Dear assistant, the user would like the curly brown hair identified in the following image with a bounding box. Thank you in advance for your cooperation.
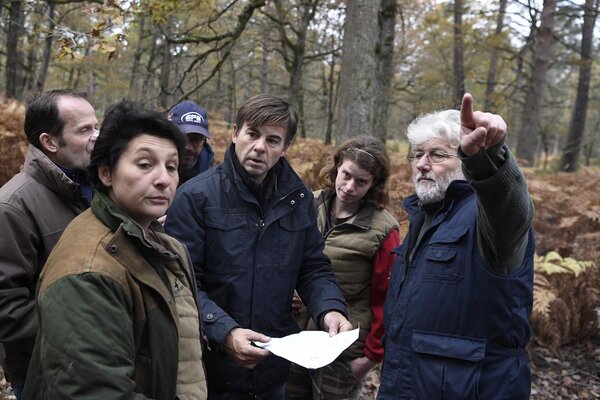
[321,135,391,210]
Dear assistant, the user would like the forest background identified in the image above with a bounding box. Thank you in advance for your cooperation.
[0,0,599,398]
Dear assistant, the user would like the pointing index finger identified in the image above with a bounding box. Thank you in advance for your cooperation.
[460,93,475,130]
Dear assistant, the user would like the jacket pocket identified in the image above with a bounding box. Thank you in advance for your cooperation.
[423,245,462,283]
[411,330,486,400]
[203,208,248,273]
[277,211,312,272]
[279,211,312,232]
[204,208,247,230]
[423,224,469,284]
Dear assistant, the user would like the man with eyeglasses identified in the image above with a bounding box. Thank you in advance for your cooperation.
[377,93,534,400]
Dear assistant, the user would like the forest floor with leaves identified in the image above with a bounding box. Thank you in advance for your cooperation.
[1,104,599,398]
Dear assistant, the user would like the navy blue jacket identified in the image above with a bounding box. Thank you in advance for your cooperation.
[165,145,346,394]
[377,181,534,400]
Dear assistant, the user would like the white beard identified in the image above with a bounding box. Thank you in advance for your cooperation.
[413,167,465,204]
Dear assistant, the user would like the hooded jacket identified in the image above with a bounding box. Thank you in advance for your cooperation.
[165,145,347,394]
[0,145,89,386]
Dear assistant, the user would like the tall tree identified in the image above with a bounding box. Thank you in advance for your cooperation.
[484,0,508,110]
[323,33,339,145]
[371,0,397,143]
[336,0,397,144]
[36,2,56,92]
[160,15,175,109]
[128,15,147,99]
[260,25,270,94]
[266,0,320,138]
[516,0,558,166]
[453,0,465,109]
[560,0,599,172]
[5,0,24,99]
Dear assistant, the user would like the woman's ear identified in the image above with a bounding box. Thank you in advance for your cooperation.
[39,133,59,154]
[98,165,112,188]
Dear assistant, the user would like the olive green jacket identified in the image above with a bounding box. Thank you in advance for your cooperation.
[312,189,399,359]
[23,192,206,399]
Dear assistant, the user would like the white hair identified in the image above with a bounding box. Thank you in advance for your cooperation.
[406,109,461,149]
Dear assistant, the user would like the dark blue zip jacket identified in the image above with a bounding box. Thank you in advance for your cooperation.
[377,181,534,400]
[165,145,346,394]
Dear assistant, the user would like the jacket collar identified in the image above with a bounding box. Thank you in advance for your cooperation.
[24,145,89,204]
[91,191,171,255]
[315,188,376,231]
[223,143,304,200]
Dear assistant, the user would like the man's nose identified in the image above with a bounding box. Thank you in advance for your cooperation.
[253,137,267,152]
[415,154,432,171]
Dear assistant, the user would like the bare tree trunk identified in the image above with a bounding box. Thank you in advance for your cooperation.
[582,118,599,166]
[228,55,237,125]
[337,0,395,144]
[507,16,536,150]
[36,2,56,92]
[559,0,598,172]
[6,0,24,99]
[68,66,75,88]
[324,36,337,146]
[371,0,397,143]
[453,0,465,109]
[273,0,319,139]
[142,29,159,107]
[160,16,175,110]
[85,47,94,99]
[516,0,557,166]
[129,16,146,100]
[23,27,38,93]
[484,0,507,110]
[261,26,269,94]
[215,67,222,113]
[297,91,306,139]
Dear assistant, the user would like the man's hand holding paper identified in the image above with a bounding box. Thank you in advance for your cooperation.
[254,328,359,369]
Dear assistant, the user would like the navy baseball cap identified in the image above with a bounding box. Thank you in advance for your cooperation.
[168,100,210,138]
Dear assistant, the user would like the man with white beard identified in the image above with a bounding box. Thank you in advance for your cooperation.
[377,93,535,400]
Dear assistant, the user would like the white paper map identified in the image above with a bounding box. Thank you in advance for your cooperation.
[254,328,359,369]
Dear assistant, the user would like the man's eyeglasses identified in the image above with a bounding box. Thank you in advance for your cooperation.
[406,150,458,165]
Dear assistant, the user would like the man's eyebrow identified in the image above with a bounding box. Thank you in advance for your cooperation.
[416,147,449,152]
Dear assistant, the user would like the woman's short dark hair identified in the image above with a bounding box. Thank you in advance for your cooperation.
[88,100,186,193]
[321,135,391,210]
[24,89,88,149]
[235,94,298,144]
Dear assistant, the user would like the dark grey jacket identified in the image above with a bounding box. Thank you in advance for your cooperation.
[0,145,89,386]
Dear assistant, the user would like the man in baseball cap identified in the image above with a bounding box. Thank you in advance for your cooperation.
[169,100,214,185]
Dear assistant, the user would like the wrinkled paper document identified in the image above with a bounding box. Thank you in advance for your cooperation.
[254,328,359,369]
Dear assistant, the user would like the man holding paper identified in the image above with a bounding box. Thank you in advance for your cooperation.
[165,94,352,400]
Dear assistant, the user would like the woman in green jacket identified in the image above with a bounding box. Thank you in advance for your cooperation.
[23,101,207,400]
